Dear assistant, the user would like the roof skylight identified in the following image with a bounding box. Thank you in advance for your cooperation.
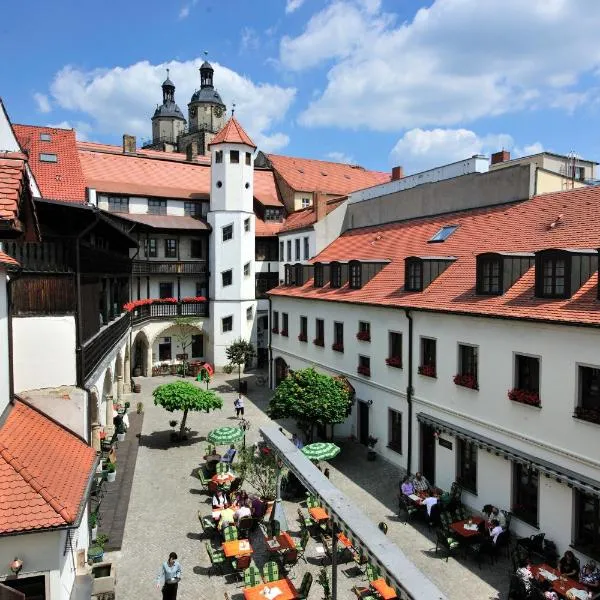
[40,133,51,141]
[39,153,58,163]
[428,224,458,243]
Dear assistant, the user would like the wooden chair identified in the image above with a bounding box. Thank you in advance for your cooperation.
[198,511,217,538]
[237,515,253,539]
[297,507,314,530]
[398,494,419,524]
[351,586,378,600]
[365,563,381,582]
[262,560,280,583]
[216,462,230,475]
[295,528,310,562]
[306,495,319,509]
[281,548,299,576]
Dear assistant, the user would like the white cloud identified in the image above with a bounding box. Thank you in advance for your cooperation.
[285,0,305,14]
[326,151,355,164]
[47,58,296,152]
[389,127,540,173]
[178,0,197,19]
[240,27,259,52]
[46,121,92,141]
[282,0,600,131]
[34,92,51,114]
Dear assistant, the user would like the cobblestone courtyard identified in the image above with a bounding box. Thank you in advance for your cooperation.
[105,372,509,599]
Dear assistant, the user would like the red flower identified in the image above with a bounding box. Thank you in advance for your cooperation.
[418,364,436,378]
[356,331,371,342]
[313,338,324,347]
[281,330,289,337]
[508,388,541,407]
[298,333,307,342]
[332,343,344,352]
[385,356,402,368]
[272,327,279,334]
[181,296,206,303]
[453,373,478,390]
[357,365,371,376]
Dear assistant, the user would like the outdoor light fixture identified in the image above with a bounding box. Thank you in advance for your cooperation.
[9,558,23,575]
[366,399,373,406]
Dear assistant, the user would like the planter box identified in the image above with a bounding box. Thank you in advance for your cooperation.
[106,471,116,483]
[91,561,116,595]
[116,433,126,442]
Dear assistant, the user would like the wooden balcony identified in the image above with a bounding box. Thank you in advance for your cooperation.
[3,240,73,273]
[131,300,209,325]
[133,260,207,276]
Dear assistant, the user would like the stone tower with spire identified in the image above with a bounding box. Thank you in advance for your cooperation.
[145,70,187,152]
[177,60,227,158]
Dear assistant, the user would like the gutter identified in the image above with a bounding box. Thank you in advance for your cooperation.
[404,309,413,475]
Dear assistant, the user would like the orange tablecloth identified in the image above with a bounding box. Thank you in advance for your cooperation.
[309,507,329,522]
[266,532,296,552]
[222,539,253,558]
[211,472,236,484]
[337,532,355,550]
[243,578,299,600]
[371,578,398,599]
[530,564,588,597]
[449,517,483,539]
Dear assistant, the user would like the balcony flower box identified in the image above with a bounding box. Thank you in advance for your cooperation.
[357,365,371,377]
[298,333,307,342]
[313,338,325,347]
[281,330,289,337]
[508,388,541,407]
[272,327,279,334]
[385,356,402,368]
[181,296,207,303]
[418,364,436,378]
[574,406,600,425]
[356,331,371,342]
[332,343,344,353]
[453,373,478,390]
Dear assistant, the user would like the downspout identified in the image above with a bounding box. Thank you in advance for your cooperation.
[268,296,273,388]
[6,265,23,401]
[404,308,414,475]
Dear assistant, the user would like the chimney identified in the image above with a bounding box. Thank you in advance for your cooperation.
[491,150,510,165]
[122,134,136,154]
[391,165,404,181]
[315,192,328,222]
[186,141,199,161]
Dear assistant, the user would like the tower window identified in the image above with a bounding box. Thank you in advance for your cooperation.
[39,153,57,163]
[222,316,233,332]
[230,150,240,164]
[244,218,250,232]
[222,269,233,287]
[216,181,223,188]
[215,150,223,164]
[222,224,233,242]
[349,261,362,289]
[245,152,252,165]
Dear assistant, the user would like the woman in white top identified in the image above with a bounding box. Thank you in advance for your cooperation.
[212,491,227,508]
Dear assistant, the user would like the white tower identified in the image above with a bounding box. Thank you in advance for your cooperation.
[207,117,257,367]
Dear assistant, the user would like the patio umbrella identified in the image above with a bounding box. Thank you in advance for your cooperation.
[301,442,341,462]
[208,426,244,445]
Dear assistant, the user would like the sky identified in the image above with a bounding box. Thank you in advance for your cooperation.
[3,0,600,174]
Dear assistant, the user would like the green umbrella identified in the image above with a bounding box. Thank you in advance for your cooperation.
[301,442,341,462]
[208,426,245,445]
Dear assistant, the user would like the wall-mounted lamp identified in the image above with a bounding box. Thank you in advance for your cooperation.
[9,558,23,575]
[366,399,373,406]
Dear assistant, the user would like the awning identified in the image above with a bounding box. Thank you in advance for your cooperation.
[417,413,600,497]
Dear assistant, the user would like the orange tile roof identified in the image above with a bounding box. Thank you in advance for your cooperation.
[0,152,27,224]
[209,117,256,149]
[0,400,96,534]
[255,217,282,237]
[0,251,19,267]
[77,141,211,164]
[13,125,87,203]
[281,197,346,233]
[254,169,283,207]
[267,154,390,195]
[271,186,600,327]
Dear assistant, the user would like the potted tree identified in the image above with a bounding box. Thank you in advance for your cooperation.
[367,435,378,461]
[106,462,116,483]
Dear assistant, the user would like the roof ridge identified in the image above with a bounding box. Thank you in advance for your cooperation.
[0,442,73,523]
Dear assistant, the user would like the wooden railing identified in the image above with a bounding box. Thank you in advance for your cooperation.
[3,240,73,272]
[131,301,209,325]
[80,312,131,382]
[132,260,208,275]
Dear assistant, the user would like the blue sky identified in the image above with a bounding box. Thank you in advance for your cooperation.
[3,0,600,173]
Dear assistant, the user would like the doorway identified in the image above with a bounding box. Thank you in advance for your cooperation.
[274,357,289,387]
[420,423,436,485]
[1,575,45,599]
[358,401,369,445]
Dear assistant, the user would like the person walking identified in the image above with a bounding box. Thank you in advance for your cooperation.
[234,393,245,418]
[155,552,181,600]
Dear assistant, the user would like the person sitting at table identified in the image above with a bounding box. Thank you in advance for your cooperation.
[485,506,506,529]
[558,550,580,579]
[488,519,504,544]
[234,502,252,523]
[581,561,600,599]
[218,506,235,530]
[212,490,228,509]
[412,472,431,493]
[235,490,248,507]
[220,444,237,464]
[422,491,439,517]
[400,476,414,496]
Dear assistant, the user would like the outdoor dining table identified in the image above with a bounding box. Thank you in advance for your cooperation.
[309,506,329,522]
[337,532,356,551]
[222,539,253,558]
[529,564,589,598]
[211,472,236,484]
[266,532,296,552]
[370,578,398,600]
[449,516,484,539]
[243,577,299,600]
[212,504,239,520]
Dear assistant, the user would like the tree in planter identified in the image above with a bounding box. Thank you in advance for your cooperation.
[172,317,200,377]
[236,444,282,501]
[225,338,256,391]
[153,381,223,439]
[268,367,352,443]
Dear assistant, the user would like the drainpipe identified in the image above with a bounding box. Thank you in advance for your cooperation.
[404,308,414,475]
[268,296,273,388]
[6,265,23,401]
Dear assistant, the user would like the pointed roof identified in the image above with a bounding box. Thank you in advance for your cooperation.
[209,117,256,149]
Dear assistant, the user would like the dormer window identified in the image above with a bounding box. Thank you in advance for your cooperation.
[476,252,534,296]
[295,263,304,286]
[330,262,342,288]
[314,263,324,287]
[405,259,423,291]
[542,255,566,297]
[535,249,597,299]
[349,261,362,289]
[477,255,502,295]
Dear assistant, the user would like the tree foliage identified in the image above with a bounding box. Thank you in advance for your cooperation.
[268,367,352,441]
[153,381,223,438]
[172,317,200,377]
[236,444,281,500]
[225,338,256,387]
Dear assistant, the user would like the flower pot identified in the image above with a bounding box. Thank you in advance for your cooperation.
[107,471,116,483]
[116,433,125,442]
[91,526,98,541]
[88,546,104,564]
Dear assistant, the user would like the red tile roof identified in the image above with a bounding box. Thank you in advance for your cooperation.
[267,154,390,195]
[255,217,282,237]
[113,213,210,230]
[77,141,211,164]
[0,251,19,267]
[209,117,256,149]
[271,186,600,327]
[0,152,27,225]
[0,400,96,534]
[254,169,283,207]
[281,196,346,233]
[13,125,87,203]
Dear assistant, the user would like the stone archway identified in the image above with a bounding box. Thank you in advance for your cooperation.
[274,357,289,387]
[132,330,150,377]
[102,367,114,432]
[115,351,124,400]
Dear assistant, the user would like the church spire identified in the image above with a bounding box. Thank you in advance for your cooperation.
[200,58,214,89]
[162,69,175,103]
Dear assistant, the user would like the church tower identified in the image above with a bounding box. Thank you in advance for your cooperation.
[145,70,186,152]
[206,117,256,367]
[178,60,227,157]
